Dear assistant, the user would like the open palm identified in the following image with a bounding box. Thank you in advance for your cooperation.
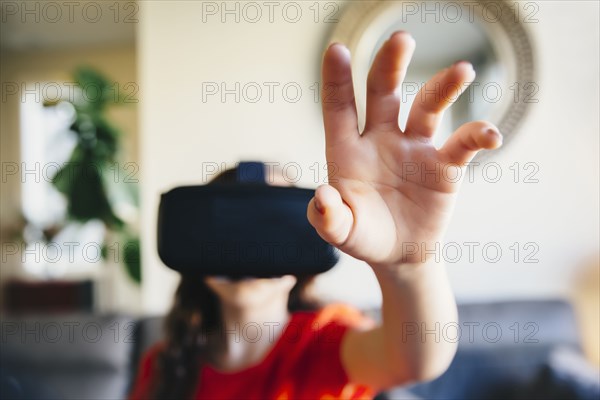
[307,32,502,267]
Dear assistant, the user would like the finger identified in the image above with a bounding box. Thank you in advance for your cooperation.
[307,184,354,247]
[321,43,360,146]
[365,31,416,131]
[405,61,476,138]
[440,121,503,165]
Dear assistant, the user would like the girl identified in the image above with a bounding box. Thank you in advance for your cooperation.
[130,31,502,399]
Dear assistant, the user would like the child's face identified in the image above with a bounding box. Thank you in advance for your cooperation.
[203,166,299,308]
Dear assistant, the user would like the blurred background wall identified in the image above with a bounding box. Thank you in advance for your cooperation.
[136,0,599,312]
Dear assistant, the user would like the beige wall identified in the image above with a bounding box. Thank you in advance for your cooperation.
[0,45,141,313]
[134,0,598,314]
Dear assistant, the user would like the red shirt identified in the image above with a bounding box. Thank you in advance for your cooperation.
[129,303,376,399]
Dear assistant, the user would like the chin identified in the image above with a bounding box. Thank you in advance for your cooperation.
[207,277,273,305]
[222,289,275,309]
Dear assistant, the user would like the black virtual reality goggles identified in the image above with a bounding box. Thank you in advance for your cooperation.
[157,162,339,277]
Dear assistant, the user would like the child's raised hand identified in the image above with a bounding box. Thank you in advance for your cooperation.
[307,31,503,267]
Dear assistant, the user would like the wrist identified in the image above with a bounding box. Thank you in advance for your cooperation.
[369,257,447,284]
[370,241,446,268]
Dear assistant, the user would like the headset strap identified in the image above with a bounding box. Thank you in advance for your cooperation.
[236,161,266,183]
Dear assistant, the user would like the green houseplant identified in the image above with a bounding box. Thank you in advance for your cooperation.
[44,67,141,283]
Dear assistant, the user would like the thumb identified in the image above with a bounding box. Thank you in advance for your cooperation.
[307,184,354,247]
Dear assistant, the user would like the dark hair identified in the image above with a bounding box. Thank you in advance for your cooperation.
[151,166,319,399]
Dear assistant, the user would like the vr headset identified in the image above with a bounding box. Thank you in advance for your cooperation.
[157,162,339,277]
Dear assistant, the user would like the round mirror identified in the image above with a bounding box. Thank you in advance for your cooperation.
[327,0,536,154]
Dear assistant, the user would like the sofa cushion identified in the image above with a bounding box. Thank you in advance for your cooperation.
[1,313,136,400]
[2,313,136,370]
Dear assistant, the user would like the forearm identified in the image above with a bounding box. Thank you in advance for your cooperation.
[370,259,458,382]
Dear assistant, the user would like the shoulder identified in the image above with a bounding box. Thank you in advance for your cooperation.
[139,341,165,369]
[313,302,377,330]
[128,342,165,400]
[282,304,376,393]
[286,303,375,355]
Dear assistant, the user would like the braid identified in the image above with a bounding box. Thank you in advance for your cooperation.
[152,277,220,399]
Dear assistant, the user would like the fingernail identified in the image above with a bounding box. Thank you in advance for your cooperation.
[326,42,350,59]
[328,42,348,52]
[453,60,474,70]
[314,197,325,215]
[486,128,503,144]
[390,31,415,43]
[457,61,473,69]
[391,30,407,37]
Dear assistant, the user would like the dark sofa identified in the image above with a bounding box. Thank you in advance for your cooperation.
[2,300,599,399]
